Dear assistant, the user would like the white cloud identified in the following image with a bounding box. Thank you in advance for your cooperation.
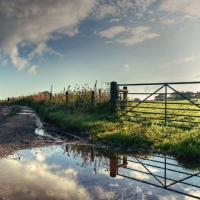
[28,43,62,60]
[182,55,200,62]
[159,54,200,68]
[94,4,118,19]
[117,26,159,46]
[96,26,126,38]
[124,63,130,71]
[0,0,96,70]
[160,16,185,25]
[133,0,156,19]
[0,51,8,66]
[160,18,175,25]
[2,59,8,66]
[159,0,200,18]
[149,18,156,22]
[29,65,38,75]
[105,41,114,44]
[91,0,156,19]
[109,18,120,23]
[0,0,158,71]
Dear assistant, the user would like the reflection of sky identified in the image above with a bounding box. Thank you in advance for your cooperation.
[0,145,199,200]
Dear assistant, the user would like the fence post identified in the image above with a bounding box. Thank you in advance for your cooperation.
[123,86,128,101]
[164,84,167,125]
[91,91,94,104]
[99,89,102,102]
[50,92,52,102]
[110,81,118,112]
[66,91,69,104]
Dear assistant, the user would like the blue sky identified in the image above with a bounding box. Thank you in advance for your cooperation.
[1,0,200,99]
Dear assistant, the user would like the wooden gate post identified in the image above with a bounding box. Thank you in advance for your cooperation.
[110,81,118,112]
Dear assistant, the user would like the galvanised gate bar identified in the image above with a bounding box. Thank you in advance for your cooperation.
[110,81,200,129]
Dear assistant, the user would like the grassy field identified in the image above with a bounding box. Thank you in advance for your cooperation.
[1,84,200,160]
[119,100,200,128]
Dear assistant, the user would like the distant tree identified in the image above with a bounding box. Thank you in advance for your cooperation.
[170,91,194,100]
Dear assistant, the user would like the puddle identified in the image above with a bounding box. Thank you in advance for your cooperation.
[0,145,199,200]
[19,110,34,114]
[18,112,32,115]
[21,110,34,112]
[35,128,51,136]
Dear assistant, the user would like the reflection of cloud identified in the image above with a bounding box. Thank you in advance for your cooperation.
[184,187,200,198]
[94,187,115,199]
[96,168,124,179]
[0,150,92,200]
[121,162,159,180]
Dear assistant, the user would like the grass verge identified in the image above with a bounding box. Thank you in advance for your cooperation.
[2,88,200,160]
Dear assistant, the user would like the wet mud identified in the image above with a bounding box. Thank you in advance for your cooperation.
[0,105,86,158]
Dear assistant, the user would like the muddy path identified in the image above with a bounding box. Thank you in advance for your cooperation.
[0,105,87,158]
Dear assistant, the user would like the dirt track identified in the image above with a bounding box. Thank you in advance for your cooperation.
[0,105,83,158]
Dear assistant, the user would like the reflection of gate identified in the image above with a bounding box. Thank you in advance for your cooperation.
[109,153,200,199]
[110,81,200,128]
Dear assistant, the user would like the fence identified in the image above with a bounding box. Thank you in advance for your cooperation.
[6,89,105,105]
[110,81,200,129]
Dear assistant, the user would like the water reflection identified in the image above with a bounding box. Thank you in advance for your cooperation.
[35,128,50,136]
[0,145,200,200]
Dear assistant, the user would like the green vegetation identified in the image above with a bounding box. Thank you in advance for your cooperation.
[1,83,200,160]
[119,100,200,128]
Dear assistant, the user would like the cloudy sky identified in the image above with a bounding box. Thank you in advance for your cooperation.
[1,0,200,98]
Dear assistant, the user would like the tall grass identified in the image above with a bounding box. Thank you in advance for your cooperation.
[2,82,200,160]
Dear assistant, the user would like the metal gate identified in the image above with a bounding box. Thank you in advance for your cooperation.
[110,81,200,129]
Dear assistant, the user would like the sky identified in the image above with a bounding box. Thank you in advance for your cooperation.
[1,0,200,99]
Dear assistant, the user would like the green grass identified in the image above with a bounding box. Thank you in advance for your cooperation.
[118,100,200,128]
[2,84,200,160]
